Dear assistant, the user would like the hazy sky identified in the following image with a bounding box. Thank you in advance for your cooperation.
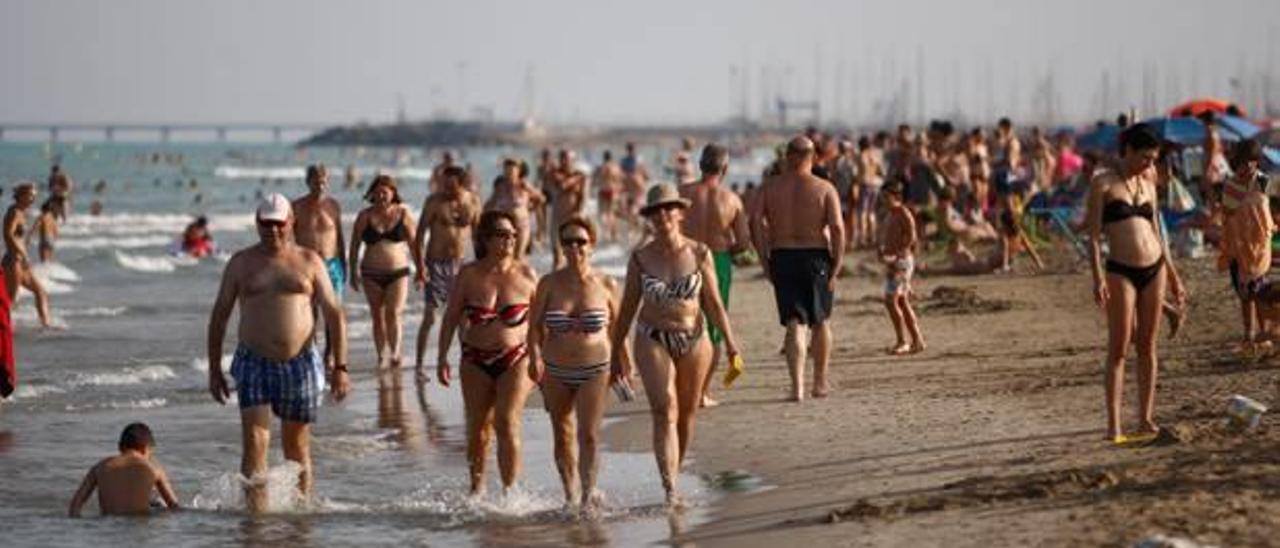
[2,0,1277,127]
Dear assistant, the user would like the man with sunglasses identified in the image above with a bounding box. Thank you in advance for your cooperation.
[679,143,751,407]
[207,193,349,512]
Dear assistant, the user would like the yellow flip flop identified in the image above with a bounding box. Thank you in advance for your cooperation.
[723,355,745,388]
[1111,431,1158,446]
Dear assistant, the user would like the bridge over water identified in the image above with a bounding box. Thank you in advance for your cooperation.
[0,122,335,143]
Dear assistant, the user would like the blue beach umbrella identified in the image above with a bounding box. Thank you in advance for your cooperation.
[1076,124,1120,153]
[1142,116,1209,146]
[1215,115,1262,141]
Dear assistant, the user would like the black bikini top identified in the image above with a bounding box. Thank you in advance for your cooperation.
[1101,200,1155,225]
[362,213,408,244]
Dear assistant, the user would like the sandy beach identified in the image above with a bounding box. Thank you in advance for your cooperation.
[603,248,1280,547]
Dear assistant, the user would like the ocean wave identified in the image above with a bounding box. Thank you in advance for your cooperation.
[9,383,66,400]
[8,307,70,329]
[69,364,176,387]
[61,212,259,237]
[65,397,168,411]
[63,306,128,318]
[215,165,433,182]
[189,354,234,373]
[60,235,175,250]
[115,250,199,272]
[30,262,81,282]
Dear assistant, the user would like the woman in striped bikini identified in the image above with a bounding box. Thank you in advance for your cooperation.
[527,216,627,512]
[435,210,537,496]
[612,184,739,506]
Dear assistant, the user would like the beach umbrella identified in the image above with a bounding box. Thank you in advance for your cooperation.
[1168,98,1245,118]
[1143,116,1208,146]
[1076,124,1119,152]
[1215,115,1262,140]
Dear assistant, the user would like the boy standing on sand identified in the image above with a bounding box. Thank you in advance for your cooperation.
[879,180,926,356]
[68,423,180,517]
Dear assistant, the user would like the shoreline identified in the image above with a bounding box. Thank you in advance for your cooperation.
[600,250,1280,547]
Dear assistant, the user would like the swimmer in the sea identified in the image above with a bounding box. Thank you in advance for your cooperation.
[68,422,180,517]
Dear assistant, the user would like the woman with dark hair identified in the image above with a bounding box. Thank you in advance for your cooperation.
[2,183,52,328]
[1087,123,1187,444]
[612,184,738,506]
[436,210,537,496]
[349,175,419,367]
[527,216,627,511]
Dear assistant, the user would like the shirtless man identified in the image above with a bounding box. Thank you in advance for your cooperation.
[992,117,1023,197]
[293,164,346,373]
[680,143,751,407]
[47,165,74,222]
[68,422,180,517]
[429,151,457,194]
[593,150,624,242]
[878,181,925,355]
[534,148,556,247]
[854,136,885,248]
[207,194,349,512]
[485,158,543,259]
[620,142,650,240]
[413,166,479,375]
[550,149,587,268]
[750,136,845,402]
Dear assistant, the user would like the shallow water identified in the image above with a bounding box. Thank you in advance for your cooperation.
[0,142,737,546]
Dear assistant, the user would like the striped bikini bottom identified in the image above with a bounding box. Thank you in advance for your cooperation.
[635,320,704,359]
[545,361,609,389]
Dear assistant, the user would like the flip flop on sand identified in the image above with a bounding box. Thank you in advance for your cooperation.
[1110,430,1159,446]
[887,344,912,356]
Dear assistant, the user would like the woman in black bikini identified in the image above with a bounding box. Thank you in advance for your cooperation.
[349,175,419,367]
[527,216,627,511]
[3,183,52,328]
[1087,123,1187,444]
[612,184,739,506]
[436,210,537,496]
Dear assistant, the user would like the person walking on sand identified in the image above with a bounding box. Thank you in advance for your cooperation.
[350,175,420,368]
[750,137,845,402]
[527,217,628,512]
[613,184,739,506]
[3,183,52,329]
[293,164,346,374]
[879,180,925,355]
[207,193,349,512]
[593,150,624,243]
[413,166,479,376]
[679,143,751,408]
[435,211,537,497]
[68,422,180,517]
[1220,139,1273,351]
[1087,123,1187,445]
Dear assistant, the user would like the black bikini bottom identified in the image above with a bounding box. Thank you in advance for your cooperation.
[361,267,411,289]
[1105,256,1165,292]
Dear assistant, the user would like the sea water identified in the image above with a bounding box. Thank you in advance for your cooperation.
[0,142,748,547]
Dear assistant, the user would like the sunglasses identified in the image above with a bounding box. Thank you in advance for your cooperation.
[560,237,589,248]
[257,220,286,229]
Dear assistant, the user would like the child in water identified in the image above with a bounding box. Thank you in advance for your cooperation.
[68,422,180,517]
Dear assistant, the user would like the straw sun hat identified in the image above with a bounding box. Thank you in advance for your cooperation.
[639,183,691,216]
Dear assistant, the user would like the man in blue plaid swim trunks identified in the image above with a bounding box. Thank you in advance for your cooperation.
[207,193,349,512]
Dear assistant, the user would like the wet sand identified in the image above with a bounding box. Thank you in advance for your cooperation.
[608,249,1280,547]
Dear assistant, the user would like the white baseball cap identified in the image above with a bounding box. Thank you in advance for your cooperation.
[256,193,292,222]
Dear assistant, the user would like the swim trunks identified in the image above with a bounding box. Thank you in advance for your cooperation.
[425,258,462,309]
[884,256,915,296]
[768,248,834,326]
[324,257,345,298]
[705,250,734,344]
[858,183,881,214]
[230,344,325,423]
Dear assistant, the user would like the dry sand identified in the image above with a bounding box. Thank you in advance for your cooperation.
[607,249,1280,547]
